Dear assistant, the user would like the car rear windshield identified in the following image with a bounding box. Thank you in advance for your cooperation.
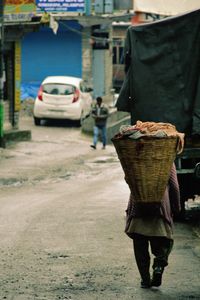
[43,83,75,95]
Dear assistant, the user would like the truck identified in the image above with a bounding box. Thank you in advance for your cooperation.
[116,8,200,218]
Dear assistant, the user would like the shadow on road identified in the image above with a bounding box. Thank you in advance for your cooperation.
[39,119,81,128]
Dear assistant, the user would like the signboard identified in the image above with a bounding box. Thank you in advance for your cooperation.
[4,0,86,19]
[36,0,85,13]
[4,0,36,22]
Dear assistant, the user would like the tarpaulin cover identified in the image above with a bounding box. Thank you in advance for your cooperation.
[116,9,200,135]
[21,82,40,101]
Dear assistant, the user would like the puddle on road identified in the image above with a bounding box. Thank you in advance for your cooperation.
[0,172,72,187]
[0,154,119,187]
[86,156,119,165]
[3,155,15,159]
[47,252,70,260]
[0,178,28,187]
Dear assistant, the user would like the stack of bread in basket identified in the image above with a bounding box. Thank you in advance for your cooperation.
[112,121,184,204]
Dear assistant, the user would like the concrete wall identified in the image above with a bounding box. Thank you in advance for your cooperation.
[82,25,113,99]
[82,27,93,87]
[104,27,113,96]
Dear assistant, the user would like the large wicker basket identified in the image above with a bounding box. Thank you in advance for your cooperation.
[112,136,178,203]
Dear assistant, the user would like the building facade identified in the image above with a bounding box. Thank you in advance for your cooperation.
[0,0,133,146]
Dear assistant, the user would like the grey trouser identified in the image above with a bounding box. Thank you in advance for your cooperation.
[133,233,173,281]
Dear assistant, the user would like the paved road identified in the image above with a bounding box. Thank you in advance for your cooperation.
[0,116,200,300]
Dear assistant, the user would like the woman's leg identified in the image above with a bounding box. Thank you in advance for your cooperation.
[133,233,151,287]
[150,237,174,286]
[150,237,174,269]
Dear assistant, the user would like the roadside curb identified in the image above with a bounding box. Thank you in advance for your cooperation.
[2,129,32,148]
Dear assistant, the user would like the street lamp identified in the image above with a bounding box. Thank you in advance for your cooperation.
[0,0,4,146]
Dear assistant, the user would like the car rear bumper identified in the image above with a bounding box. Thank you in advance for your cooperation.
[33,100,82,120]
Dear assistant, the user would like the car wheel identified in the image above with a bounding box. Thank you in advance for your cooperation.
[74,119,81,127]
[34,117,41,126]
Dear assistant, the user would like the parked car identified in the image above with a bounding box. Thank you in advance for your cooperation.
[33,76,93,126]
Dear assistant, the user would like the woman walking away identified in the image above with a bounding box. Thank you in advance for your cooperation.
[125,163,181,288]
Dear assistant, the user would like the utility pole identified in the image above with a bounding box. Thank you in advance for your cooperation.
[0,0,4,147]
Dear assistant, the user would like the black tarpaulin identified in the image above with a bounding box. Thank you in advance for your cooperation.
[116,9,200,135]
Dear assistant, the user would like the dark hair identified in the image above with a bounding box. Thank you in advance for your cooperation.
[96,97,102,102]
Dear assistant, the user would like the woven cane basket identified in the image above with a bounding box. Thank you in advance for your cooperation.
[112,136,178,203]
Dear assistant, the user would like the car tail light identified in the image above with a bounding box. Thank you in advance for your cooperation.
[38,86,43,101]
[72,89,80,103]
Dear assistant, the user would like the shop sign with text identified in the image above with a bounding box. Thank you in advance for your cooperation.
[4,0,36,22]
[36,0,85,13]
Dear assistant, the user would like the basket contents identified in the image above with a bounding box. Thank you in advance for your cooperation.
[115,121,185,154]
[112,121,185,203]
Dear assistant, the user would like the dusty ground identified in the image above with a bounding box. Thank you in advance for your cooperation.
[0,116,200,300]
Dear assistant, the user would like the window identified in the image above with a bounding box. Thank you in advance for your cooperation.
[43,83,75,95]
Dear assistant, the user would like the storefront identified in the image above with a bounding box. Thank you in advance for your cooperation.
[21,20,82,100]
[3,22,40,131]
[2,0,40,133]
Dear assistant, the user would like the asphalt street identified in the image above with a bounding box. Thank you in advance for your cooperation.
[0,116,200,300]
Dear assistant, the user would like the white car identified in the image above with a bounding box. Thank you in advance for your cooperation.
[33,76,93,126]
